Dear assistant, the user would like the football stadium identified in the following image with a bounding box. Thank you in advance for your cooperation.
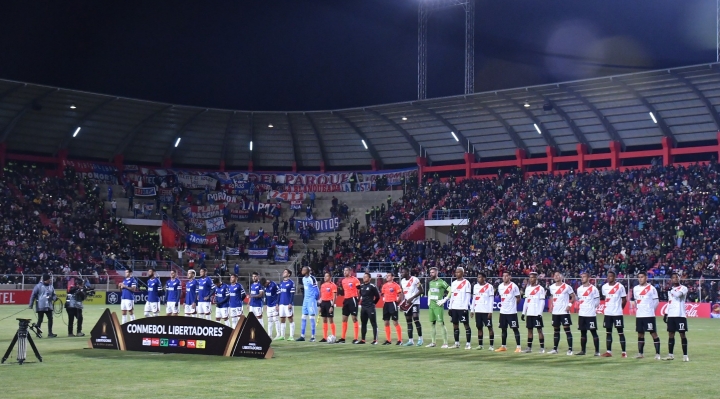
[1,1,720,398]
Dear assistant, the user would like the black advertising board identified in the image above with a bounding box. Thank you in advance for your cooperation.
[89,309,273,359]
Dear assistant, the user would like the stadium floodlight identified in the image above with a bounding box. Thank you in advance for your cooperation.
[174,137,181,147]
[250,141,253,151]
[361,139,368,149]
[70,104,77,109]
[534,123,542,134]
[451,131,459,142]
[72,127,81,137]
[649,112,657,124]
[268,124,274,128]
[524,101,530,108]
[402,116,408,121]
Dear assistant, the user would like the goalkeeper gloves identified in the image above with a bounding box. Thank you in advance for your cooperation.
[663,314,668,323]
[521,314,526,321]
[436,297,448,306]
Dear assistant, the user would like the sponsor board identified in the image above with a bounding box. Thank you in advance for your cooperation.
[0,291,32,305]
[90,309,272,358]
[106,291,165,305]
[56,291,106,305]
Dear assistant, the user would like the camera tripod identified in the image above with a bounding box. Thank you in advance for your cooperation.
[2,318,42,365]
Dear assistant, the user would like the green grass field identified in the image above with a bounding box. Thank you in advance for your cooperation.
[0,305,717,398]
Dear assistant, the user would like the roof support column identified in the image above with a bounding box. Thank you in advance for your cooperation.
[162,158,172,168]
[57,149,69,178]
[661,137,673,166]
[113,154,124,174]
[609,141,621,170]
[576,143,587,173]
[546,146,556,174]
[416,156,427,188]
[371,159,379,171]
[320,161,326,173]
[464,153,473,179]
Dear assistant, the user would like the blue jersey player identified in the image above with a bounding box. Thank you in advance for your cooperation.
[184,270,199,317]
[119,269,138,323]
[249,272,265,320]
[298,266,319,342]
[261,277,280,339]
[165,270,182,316]
[278,269,296,341]
[144,268,162,318]
[228,274,247,328]
[196,268,213,320]
[212,278,230,326]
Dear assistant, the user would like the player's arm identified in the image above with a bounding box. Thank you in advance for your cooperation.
[29,284,39,308]
[331,285,337,306]
[568,291,576,313]
[437,283,450,306]
[372,285,380,304]
[620,289,627,309]
[239,285,247,302]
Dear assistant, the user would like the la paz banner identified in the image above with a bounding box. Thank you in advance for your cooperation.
[295,217,340,233]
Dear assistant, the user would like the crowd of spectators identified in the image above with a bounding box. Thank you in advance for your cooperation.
[0,162,168,287]
[299,162,720,302]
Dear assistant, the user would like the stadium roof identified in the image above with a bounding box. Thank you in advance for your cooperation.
[2,62,720,170]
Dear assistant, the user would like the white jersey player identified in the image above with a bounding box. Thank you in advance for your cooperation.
[470,273,495,350]
[496,272,521,353]
[575,272,600,356]
[400,267,424,346]
[521,272,546,353]
[444,267,472,349]
[631,271,660,359]
[663,273,689,361]
[548,272,576,355]
[600,270,627,357]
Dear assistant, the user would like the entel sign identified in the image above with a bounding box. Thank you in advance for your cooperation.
[0,291,34,305]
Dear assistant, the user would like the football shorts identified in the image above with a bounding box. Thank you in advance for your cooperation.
[302,300,318,316]
[428,306,445,323]
[635,317,657,333]
[382,302,398,321]
[320,301,335,318]
[552,314,572,327]
[250,306,263,318]
[666,317,688,332]
[577,316,598,331]
[144,301,159,314]
[449,309,469,325]
[120,299,134,311]
[184,304,196,314]
[229,307,243,318]
[279,305,294,318]
[342,298,358,317]
[403,304,420,316]
[165,302,179,314]
[197,301,211,314]
[474,312,493,329]
[267,306,279,320]
[215,307,229,319]
[499,313,519,329]
[526,315,544,329]
[603,315,624,329]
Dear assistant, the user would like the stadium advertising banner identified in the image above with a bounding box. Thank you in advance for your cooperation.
[56,290,106,305]
[0,290,32,305]
[295,217,340,233]
[106,291,165,305]
[90,309,273,359]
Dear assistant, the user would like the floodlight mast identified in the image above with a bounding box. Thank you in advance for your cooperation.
[418,0,475,99]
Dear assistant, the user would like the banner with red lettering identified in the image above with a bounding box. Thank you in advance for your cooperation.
[0,291,33,305]
[267,191,305,202]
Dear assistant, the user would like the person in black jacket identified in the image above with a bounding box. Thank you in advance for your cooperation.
[357,272,381,345]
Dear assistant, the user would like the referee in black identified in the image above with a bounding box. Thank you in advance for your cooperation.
[357,272,381,345]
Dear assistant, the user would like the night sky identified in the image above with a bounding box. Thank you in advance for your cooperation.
[0,1,715,111]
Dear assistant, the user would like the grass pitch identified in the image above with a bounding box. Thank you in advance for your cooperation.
[0,305,717,398]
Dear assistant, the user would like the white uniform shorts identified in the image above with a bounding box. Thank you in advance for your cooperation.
[216,307,229,319]
[121,299,134,311]
[250,306,263,318]
[267,306,279,320]
[166,302,179,314]
[197,302,211,314]
[279,305,293,318]
[184,304,196,314]
[229,307,243,318]
[144,301,160,313]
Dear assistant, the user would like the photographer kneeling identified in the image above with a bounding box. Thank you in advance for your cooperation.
[66,277,91,337]
[29,274,57,338]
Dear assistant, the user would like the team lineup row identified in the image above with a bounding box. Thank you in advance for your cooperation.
[115,266,691,361]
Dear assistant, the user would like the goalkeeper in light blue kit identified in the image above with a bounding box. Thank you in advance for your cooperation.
[297,266,320,342]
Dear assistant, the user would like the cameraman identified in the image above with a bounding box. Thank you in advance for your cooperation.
[29,274,57,338]
[66,277,87,337]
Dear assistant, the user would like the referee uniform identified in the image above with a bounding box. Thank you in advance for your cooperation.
[359,281,381,343]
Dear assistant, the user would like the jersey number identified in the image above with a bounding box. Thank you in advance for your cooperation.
[511,321,517,328]
[647,323,653,330]
[589,321,595,329]
[534,320,541,327]
[615,319,622,326]
[679,323,685,330]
